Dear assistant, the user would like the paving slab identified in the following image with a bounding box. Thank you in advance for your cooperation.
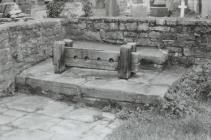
[83,123,113,140]
[37,100,74,118]
[49,119,113,140]
[11,113,61,131]
[0,94,120,140]
[0,115,16,125]
[49,119,93,137]
[2,95,54,113]
[0,125,14,133]
[16,59,187,104]
[3,109,27,118]
[62,108,102,123]
[0,106,8,113]
[0,129,53,140]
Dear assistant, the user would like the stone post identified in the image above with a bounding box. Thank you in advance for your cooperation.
[118,43,137,79]
[53,41,66,74]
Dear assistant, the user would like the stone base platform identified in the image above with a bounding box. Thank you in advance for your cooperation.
[16,59,187,104]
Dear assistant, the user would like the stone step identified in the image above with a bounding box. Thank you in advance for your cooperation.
[15,59,185,105]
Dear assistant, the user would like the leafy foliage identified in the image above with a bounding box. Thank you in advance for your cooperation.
[46,1,66,18]
[46,0,93,18]
[82,1,93,17]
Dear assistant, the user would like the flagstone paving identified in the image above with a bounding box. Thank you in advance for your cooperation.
[0,94,120,140]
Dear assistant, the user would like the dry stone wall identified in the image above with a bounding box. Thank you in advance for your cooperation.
[62,17,211,66]
[0,19,65,96]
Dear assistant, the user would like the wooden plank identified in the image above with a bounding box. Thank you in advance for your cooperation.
[53,41,66,74]
[65,48,120,62]
[118,44,133,79]
[65,57,118,71]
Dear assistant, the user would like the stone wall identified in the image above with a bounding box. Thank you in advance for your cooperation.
[0,19,65,96]
[62,17,211,65]
[1,16,211,97]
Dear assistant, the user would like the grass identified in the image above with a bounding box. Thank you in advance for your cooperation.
[106,109,211,140]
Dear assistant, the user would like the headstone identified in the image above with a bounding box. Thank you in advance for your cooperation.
[178,0,187,18]
[202,0,211,18]
[119,2,129,16]
[31,3,47,19]
[92,0,106,16]
[150,0,168,17]
[131,4,148,17]
[150,7,168,17]
[188,0,199,13]
[152,0,166,6]
[96,0,105,9]
[0,2,27,18]
[106,0,119,16]
[60,2,85,18]
[93,8,106,16]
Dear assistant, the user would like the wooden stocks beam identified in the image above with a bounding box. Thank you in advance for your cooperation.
[53,41,66,74]
[53,39,73,74]
[118,43,137,79]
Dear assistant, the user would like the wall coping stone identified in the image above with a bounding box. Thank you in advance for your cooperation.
[76,17,211,26]
[0,18,63,32]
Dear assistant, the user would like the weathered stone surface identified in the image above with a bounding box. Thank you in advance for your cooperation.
[62,108,101,123]
[60,2,85,19]
[137,47,169,65]
[0,94,120,140]
[2,16,211,97]
[100,30,125,44]
[137,23,149,31]
[63,17,211,66]
[16,59,186,104]
[0,19,65,96]
[0,2,26,18]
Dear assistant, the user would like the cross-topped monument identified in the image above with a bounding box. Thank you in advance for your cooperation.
[178,0,187,18]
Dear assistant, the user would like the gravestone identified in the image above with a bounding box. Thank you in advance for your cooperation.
[150,0,168,17]
[188,0,200,13]
[92,0,106,16]
[178,0,187,18]
[131,4,148,17]
[106,0,119,16]
[96,0,105,9]
[30,0,47,19]
[202,0,211,18]
[152,0,166,6]
[150,7,168,17]
[0,2,27,18]
[118,0,131,16]
[60,2,84,18]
